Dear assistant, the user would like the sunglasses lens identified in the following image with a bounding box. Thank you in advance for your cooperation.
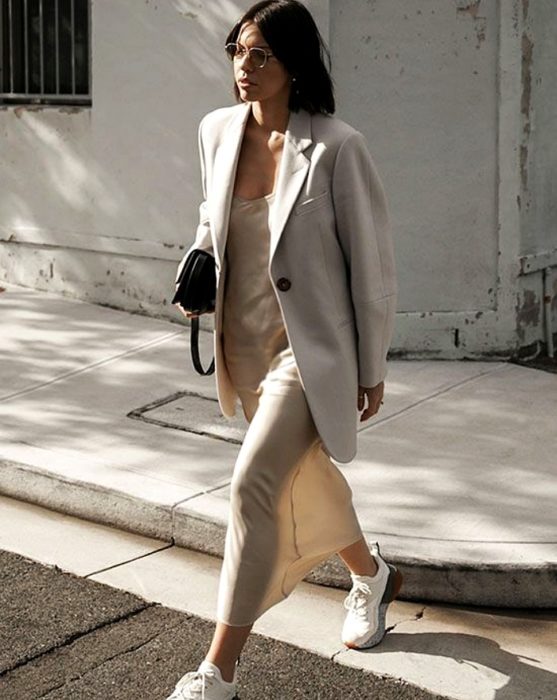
[250,48,266,68]
[225,44,267,68]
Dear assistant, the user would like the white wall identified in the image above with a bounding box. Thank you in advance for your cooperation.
[0,0,554,358]
[331,0,501,358]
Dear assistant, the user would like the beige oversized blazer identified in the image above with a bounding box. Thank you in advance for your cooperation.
[176,101,398,464]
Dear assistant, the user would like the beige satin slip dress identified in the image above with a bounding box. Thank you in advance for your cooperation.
[215,191,364,626]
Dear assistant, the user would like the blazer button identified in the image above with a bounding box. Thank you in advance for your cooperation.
[276,277,291,291]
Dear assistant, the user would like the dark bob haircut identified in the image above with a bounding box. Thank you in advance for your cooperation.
[225,0,335,115]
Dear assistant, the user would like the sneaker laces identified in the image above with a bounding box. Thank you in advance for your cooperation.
[343,580,373,620]
[176,668,218,700]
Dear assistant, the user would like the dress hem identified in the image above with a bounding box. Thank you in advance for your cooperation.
[215,532,365,628]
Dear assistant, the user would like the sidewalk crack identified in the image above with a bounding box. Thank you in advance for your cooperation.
[331,648,346,661]
[0,603,155,677]
[386,606,426,633]
[35,619,185,698]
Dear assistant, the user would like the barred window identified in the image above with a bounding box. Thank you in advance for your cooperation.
[0,0,90,105]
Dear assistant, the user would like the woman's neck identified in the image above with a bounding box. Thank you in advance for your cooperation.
[249,98,290,135]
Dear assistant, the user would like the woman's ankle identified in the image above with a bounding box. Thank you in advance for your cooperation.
[350,554,379,578]
[204,657,238,684]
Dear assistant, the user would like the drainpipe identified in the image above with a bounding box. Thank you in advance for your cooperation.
[543,266,554,358]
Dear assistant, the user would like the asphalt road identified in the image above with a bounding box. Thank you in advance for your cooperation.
[0,549,443,699]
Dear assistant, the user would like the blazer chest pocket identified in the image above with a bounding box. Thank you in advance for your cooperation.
[294,190,332,216]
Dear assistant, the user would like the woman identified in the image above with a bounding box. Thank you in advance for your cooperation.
[168,2,400,698]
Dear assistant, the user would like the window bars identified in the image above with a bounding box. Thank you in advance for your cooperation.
[0,0,90,105]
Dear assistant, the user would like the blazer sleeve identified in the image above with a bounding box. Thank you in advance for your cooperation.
[331,130,398,388]
[175,116,214,284]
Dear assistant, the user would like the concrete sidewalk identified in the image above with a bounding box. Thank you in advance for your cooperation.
[2,495,556,700]
[0,282,556,608]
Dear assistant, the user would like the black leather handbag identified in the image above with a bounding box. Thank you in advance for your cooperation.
[172,248,216,376]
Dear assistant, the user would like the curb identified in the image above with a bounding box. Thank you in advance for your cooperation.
[1,457,555,609]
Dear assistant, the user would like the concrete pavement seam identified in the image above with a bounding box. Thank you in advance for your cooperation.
[170,482,232,542]
[128,410,243,445]
[83,543,175,579]
[0,330,185,404]
[127,389,243,445]
[171,480,232,509]
[357,361,510,434]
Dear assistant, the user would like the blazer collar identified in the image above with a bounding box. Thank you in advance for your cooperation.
[212,101,313,268]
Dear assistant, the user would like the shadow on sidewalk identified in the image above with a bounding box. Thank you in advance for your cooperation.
[368,629,557,700]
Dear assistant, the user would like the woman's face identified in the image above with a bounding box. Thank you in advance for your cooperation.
[233,21,291,106]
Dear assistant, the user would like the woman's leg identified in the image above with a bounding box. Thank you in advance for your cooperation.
[338,536,379,577]
[202,350,373,680]
[204,621,253,683]
[215,382,321,626]
[200,377,318,681]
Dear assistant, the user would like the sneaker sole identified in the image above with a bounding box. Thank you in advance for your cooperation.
[343,564,403,650]
[168,689,239,700]
[167,682,239,699]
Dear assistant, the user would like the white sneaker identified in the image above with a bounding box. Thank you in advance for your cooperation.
[341,542,403,649]
[165,659,238,700]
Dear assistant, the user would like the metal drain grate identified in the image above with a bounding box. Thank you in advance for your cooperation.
[127,390,246,444]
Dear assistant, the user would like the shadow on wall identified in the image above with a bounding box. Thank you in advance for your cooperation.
[0,1,247,317]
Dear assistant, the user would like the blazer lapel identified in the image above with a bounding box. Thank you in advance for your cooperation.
[211,102,313,268]
[269,107,312,262]
[212,102,251,269]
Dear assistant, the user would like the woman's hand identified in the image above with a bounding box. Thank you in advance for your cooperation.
[176,305,199,319]
[174,304,215,320]
[357,381,385,422]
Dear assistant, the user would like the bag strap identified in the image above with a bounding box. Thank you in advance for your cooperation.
[190,316,215,375]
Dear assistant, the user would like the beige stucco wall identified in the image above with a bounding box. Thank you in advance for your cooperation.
[0,0,555,358]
